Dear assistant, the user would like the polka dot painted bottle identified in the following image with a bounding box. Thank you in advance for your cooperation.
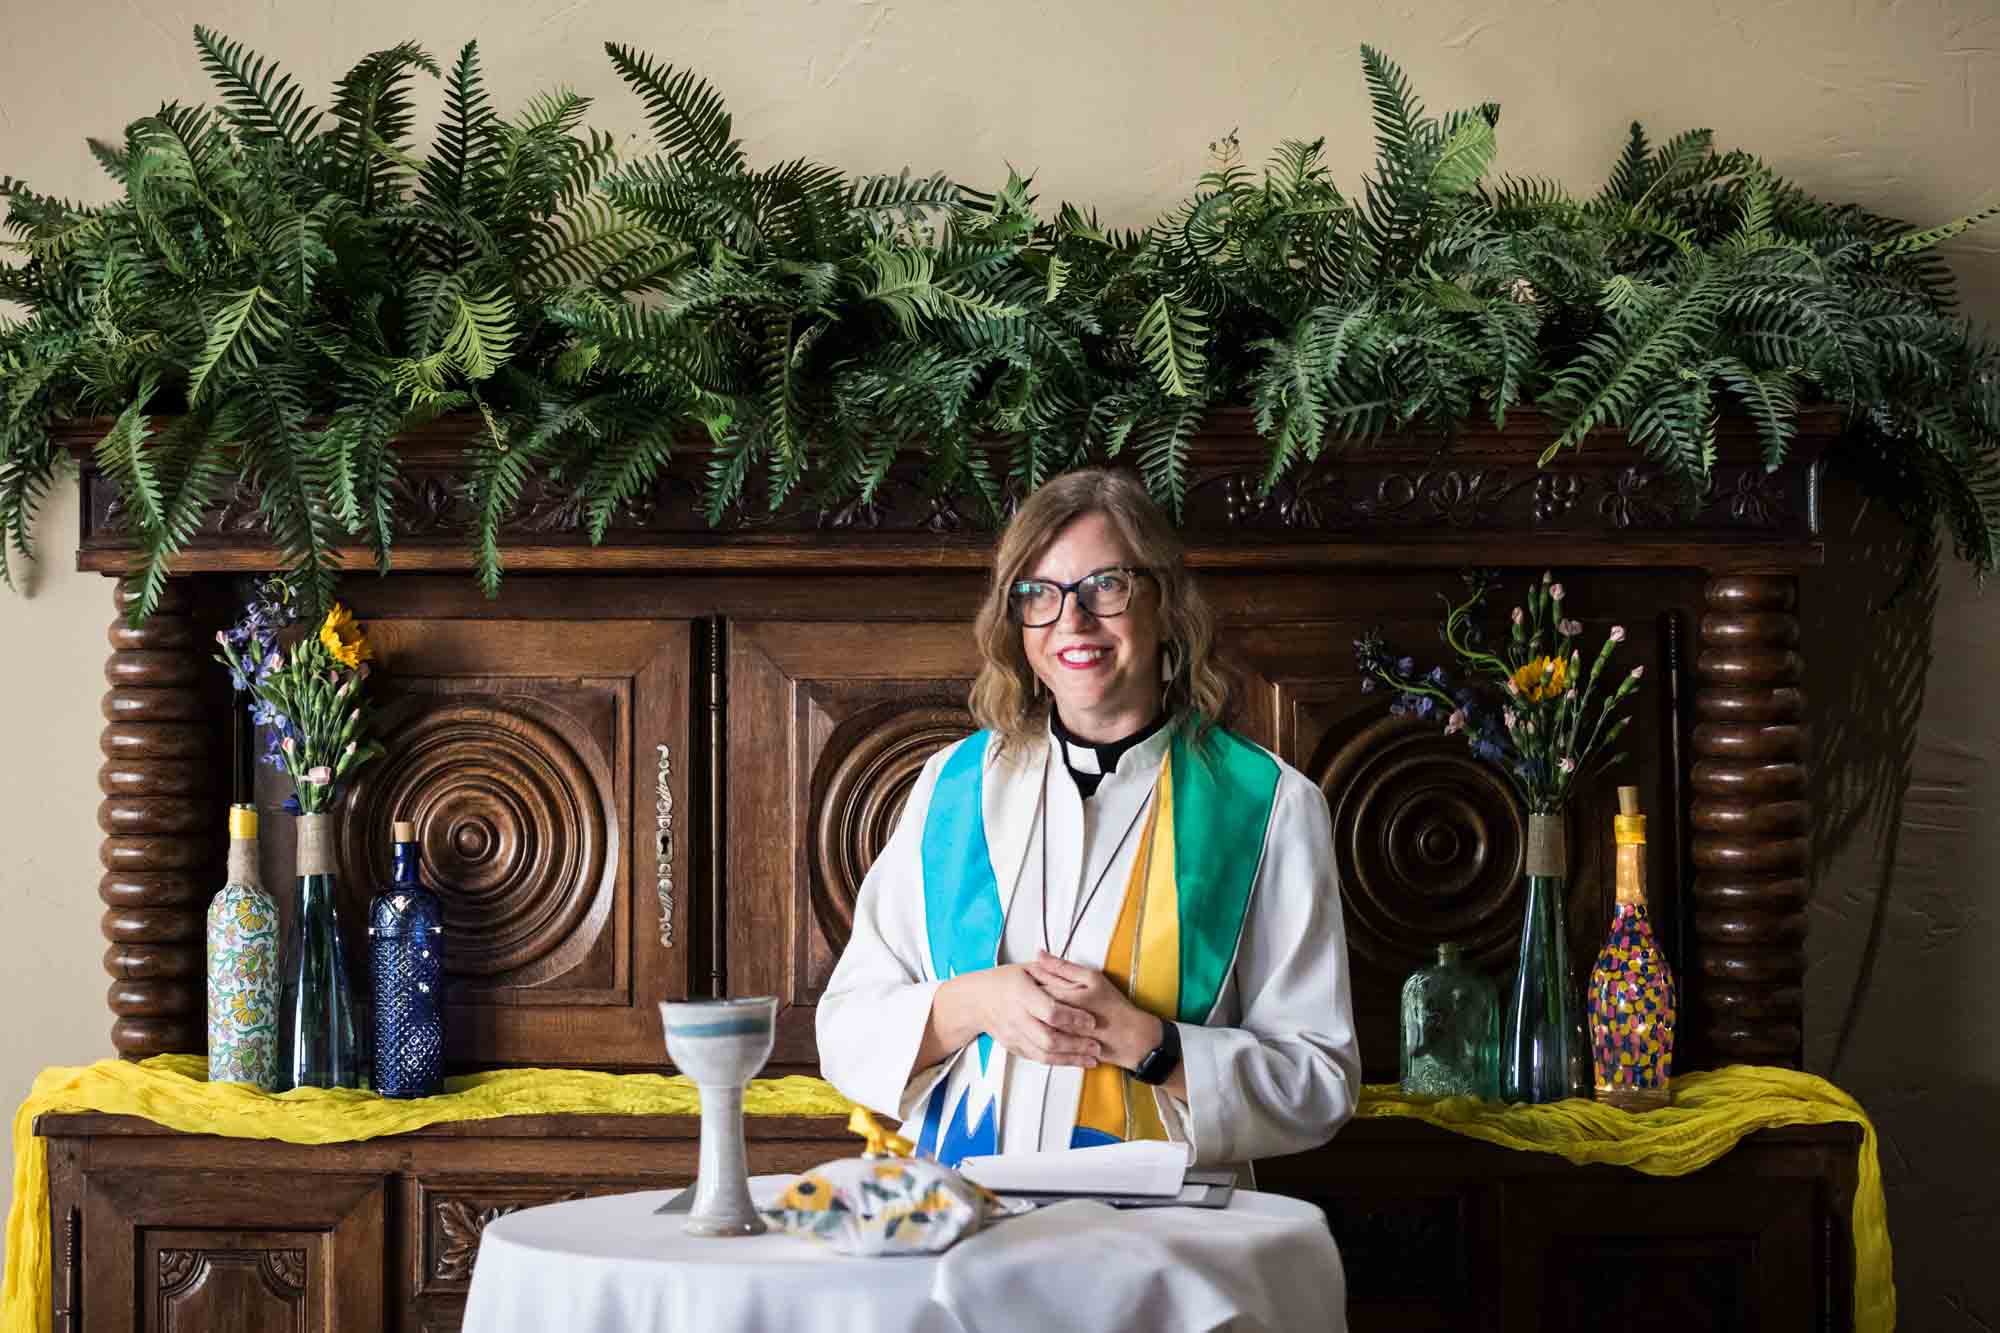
[1587,786,1677,1111]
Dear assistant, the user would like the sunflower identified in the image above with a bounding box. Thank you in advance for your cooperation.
[318,604,372,669]
[1510,654,1568,703]
[776,1175,839,1214]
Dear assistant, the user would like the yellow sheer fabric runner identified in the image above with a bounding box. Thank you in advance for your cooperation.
[6,1057,1888,1333]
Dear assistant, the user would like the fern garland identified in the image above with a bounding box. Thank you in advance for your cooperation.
[1,33,1995,620]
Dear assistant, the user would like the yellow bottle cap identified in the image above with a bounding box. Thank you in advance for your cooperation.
[228,804,257,839]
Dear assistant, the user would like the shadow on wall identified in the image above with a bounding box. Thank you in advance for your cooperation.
[1805,468,2000,1332]
[1802,471,1937,1083]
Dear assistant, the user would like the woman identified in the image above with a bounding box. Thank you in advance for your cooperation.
[817,468,1358,1170]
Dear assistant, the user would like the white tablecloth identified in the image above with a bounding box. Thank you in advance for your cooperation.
[462,1174,1346,1333]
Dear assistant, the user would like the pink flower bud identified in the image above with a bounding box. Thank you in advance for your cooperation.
[349,708,359,725]
[266,652,283,671]
[215,630,228,646]
[1559,756,1576,774]
[335,680,350,700]
[1549,583,1565,602]
[1523,721,1535,736]
[306,766,332,784]
[1609,625,1626,644]
[1505,679,1520,697]
[1511,607,1524,626]
[1445,709,1467,736]
[1503,708,1518,729]
[344,741,357,757]
[1630,665,1645,680]
[281,736,295,755]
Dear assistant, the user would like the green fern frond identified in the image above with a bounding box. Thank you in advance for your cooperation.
[193,25,322,160]
[440,288,515,381]
[1133,293,1208,398]
[1428,117,1497,196]
[188,287,285,403]
[1870,201,2000,258]
[604,44,745,175]
[328,41,442,207]
[1601,123,1651,207]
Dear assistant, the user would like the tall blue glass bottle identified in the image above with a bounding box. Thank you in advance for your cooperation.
[279,812,360,1090]
[370,820,446,1098]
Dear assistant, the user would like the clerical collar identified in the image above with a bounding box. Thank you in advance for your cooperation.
[1051,710,1171,799]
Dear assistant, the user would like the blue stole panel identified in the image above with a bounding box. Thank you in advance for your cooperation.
[915,732,1001,1162]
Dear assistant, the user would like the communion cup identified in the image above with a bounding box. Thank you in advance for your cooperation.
[659,997,778,1236]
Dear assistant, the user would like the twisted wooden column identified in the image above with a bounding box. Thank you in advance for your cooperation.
[1689,575,1809,1068]
[99,581,214,1058]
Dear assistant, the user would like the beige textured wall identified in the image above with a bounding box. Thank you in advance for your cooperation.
[2,0,1995,1320]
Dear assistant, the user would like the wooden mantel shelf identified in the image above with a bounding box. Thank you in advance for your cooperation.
[56,408,1839,576]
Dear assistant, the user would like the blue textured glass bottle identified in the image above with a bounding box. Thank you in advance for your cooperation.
[369,821,446,1098]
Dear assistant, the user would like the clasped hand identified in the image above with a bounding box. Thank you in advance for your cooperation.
[941,952,1163,1070]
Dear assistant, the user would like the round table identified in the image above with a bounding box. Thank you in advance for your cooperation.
[462,1174,1347,1333]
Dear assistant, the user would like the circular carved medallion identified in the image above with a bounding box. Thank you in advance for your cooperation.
[811,703,975,954]
[338,699,610,979]
[1315,715,1528,974]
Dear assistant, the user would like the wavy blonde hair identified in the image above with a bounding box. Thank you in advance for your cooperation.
[969,468,1235,753]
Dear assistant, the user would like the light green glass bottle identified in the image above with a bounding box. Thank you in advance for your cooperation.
[1400,942,1499,1099]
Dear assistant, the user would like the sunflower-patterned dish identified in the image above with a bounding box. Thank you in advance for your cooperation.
[759,1110,1015,1256]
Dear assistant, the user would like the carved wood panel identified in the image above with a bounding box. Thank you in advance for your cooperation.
[412,1177,679,1294]
[148,1232,313,1333]
[1499,1176,1819,1331]
[83,1170,385,1333]
[726,619,982,1068]
[251,615,695,1069]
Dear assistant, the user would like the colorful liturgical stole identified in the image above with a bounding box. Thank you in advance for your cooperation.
[914,724,1280,1164]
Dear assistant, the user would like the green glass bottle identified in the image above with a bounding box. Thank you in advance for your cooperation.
[1499,810,1585,1103]
[278,811,360,1090]
[1400,943,1499,1098]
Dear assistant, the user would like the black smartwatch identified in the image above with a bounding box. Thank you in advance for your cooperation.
[1131,1018,1182,1086]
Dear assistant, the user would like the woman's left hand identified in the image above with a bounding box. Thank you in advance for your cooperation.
[1025,951,1164,1071]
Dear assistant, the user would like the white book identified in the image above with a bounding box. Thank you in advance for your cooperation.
[954,1139,1190,1198]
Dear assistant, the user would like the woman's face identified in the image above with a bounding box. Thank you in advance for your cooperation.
[1018,511,1164,742]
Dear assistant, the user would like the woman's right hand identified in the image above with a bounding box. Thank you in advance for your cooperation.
[920,965,1102,1069]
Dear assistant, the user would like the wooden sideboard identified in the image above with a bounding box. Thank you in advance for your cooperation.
[37,1112,1861,1332]
[46,411,1845,1329]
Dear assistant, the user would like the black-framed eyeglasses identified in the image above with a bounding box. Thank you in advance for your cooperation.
[1006,566,1154,627]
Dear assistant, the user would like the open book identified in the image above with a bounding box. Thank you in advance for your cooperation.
[955,1140,1190,1199]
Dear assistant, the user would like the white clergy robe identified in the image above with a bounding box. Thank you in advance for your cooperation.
[816,717,1360,1170]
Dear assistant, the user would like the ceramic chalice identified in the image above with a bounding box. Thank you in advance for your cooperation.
[659,996,778,1236]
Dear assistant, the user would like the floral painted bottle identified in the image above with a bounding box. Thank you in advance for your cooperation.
[1588,786,1677,1110]
[207,804,279,1089]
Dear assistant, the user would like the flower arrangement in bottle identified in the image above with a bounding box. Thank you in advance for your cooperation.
[214,585,388,1089]
[219,595,387,813]
[1354,571,1647,1104]
[1352,570,1645,814]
